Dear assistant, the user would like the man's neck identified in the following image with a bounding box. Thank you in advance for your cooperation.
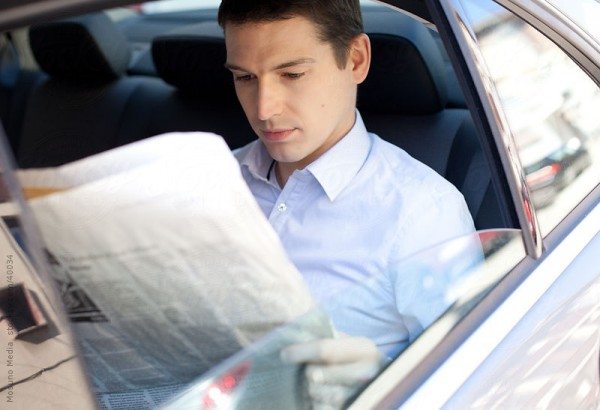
[275,161,294,187]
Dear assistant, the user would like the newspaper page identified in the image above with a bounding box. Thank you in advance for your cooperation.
[21,133,317,406]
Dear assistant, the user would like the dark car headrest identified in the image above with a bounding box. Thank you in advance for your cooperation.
[152,22,237,106]
[359,11,447,115]
[29,13,130,81]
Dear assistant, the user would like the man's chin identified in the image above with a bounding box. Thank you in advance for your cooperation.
[263,145,304,164]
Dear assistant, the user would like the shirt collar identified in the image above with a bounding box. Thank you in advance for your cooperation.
[240,137,275,184]
[307,110,371,201]
[240,110,372,200]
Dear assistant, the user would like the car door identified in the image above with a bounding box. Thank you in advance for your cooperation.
[351,0,600,408]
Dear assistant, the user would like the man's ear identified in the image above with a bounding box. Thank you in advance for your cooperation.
[348,33,371,84]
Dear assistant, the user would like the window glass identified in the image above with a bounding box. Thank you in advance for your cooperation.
[164,230,525,409]
[459,0,600,236]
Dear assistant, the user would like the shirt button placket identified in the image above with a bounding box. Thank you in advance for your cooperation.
[277,202,287,212]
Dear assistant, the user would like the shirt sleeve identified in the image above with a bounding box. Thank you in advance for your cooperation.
[387,188,479,340]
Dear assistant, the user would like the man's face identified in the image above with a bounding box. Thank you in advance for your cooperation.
[225,16,358,169]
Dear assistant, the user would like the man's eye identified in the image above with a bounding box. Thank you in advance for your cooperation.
[235,74,255,82]
[283,72,305,80]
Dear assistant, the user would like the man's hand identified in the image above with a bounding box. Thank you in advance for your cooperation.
[280,335,385,409]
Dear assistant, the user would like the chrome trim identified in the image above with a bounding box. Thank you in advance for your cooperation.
[530,0,600,55]
[438,0,544,258]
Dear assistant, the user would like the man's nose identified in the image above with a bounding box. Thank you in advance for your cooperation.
[257,79,282,121]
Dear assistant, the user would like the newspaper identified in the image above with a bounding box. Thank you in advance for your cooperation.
[17,132,316,404]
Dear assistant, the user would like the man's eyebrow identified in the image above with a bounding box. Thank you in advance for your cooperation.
[224,58,316,72]
[273,58,316,70]
[224,63,247,71]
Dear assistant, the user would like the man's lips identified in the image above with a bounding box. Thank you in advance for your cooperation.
[261,128,296,141]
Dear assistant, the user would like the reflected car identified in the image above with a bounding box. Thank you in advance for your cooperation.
[0,0,598,409]
[524,134,592,208]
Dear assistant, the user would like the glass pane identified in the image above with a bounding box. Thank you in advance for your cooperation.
[460,0,600,236]
[164,230,525,409]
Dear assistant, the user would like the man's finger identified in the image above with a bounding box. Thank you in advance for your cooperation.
[280,337,380,364]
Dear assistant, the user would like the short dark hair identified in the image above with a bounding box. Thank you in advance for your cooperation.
[218,0,364,69]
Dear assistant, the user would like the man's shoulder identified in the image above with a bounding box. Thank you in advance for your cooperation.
[368,133,460,200]
[367,133,476,262]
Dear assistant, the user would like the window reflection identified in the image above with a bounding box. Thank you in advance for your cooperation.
[460,0,600,236]
[164,230,526,409]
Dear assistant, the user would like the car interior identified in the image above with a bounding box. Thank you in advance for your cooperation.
[0,4,513,231]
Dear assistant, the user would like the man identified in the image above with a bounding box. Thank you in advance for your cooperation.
[218,0,475,406]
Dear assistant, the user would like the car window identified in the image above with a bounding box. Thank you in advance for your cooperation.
[163,230,525,409]
[459,0,600,236]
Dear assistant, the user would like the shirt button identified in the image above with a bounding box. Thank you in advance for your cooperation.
[277,203,287,212]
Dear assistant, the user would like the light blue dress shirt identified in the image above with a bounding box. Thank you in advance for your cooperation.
[235,111,475,356]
